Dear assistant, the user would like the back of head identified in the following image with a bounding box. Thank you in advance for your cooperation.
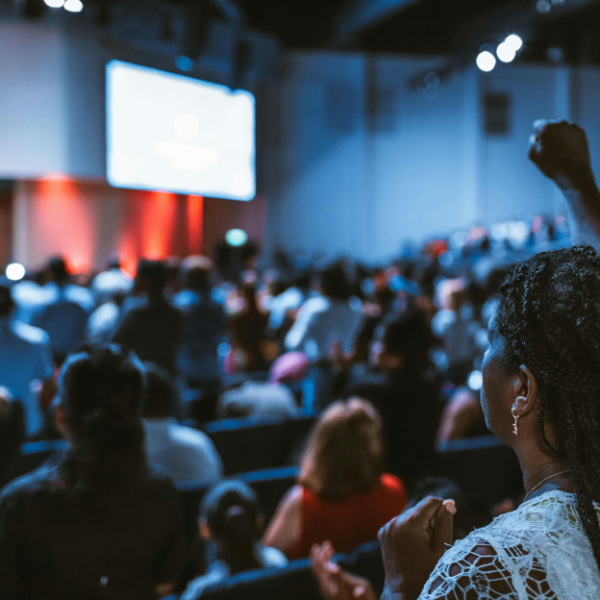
[181,255,214,291]
[0,285,15,317]
[382,308,436,371]
[136,259,168,295]
[58,345,147,507]
[201,480,263,574]
[48,256,70,284]
[299,398,383,500]
[142,362,176,418]
[320,264,350,301]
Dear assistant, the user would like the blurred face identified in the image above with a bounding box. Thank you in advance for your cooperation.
[480,313,517,442]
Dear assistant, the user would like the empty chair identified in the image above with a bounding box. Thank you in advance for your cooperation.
[437,435,523,507]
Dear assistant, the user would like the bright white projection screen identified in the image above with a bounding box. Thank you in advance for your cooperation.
[106,60,256,201]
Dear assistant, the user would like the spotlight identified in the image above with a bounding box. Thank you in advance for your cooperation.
[497,42,516,63]
[504,34,523,52]
[6,263,25,282]
[44,0,64,7]
[225,229,248,247]
[64,0,83,12]
[468,370,483,391]
[476,51,496,72]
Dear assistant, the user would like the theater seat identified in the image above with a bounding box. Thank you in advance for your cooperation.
[201,414,316,476]
[437,435,523,507]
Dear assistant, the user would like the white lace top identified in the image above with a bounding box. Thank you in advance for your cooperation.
[420,491,600,599]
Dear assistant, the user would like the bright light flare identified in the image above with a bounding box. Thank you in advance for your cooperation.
[64,0,83,12]
[504,34,523,52]
[468,370,483,391]
[225,229,248,247]
[44,0,64,7]
[497,42,517,63]
[6,263,25,281]
[476,51,496,72]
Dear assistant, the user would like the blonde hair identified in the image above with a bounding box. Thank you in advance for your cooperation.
[299,399,383,501]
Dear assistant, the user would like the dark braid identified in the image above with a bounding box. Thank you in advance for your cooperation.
[495,245,600,570]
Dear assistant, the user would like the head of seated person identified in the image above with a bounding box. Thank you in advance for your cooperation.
[142,361,176,419]
[197,481,287,580]
[47,256,70,286]
[135,259,168,297]
[320,265,351,302]
[375,309,436,376]
[181,255,215,292]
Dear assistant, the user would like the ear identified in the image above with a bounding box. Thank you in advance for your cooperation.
[512,365,539,417]
[199,518,211,540]
[55,405,71,441]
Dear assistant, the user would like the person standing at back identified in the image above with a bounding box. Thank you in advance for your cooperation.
[285,265,364,411]
[113,259,185,375]
[31,257,95,363]
[174,256,227,391]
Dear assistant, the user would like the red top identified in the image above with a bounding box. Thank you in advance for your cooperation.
[289,474,408,559]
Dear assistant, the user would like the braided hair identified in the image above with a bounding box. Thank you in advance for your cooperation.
[495,245,600,569]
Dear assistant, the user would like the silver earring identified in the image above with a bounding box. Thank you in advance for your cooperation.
[511,407,520,436]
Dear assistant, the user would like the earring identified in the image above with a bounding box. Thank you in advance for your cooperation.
[511,407,520,436]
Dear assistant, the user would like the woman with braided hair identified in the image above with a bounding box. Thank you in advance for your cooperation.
[311,121,600,600]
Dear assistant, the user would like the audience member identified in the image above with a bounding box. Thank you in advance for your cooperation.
[174,256,228,389]
[142,362,223,485]
[437,386,488,443]
[285,265,364,410]
[85,288,128,344]
[181,480,288,600]
[345,309,441,488]
[265,272,312,334]
[228,283,270,373]
[91,253,133,305]
[31,257,95,361]
[113,259,185,375]
[0,284,55,437]
[263,399,407,559]
[0,345,186,597]
[217,381,298,419]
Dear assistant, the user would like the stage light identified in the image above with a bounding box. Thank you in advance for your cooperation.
[468,370,483,391]
[44,0,64,7]
[497,42,516,63]
[225,229,248,247]
[476,51,496,72]
[6,263,25,282]
[504,35,523,52]
[64,0,83,12]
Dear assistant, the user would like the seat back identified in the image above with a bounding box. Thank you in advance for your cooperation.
[437,435,523,507]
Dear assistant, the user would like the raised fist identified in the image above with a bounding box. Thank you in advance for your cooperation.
[529,120,593,189]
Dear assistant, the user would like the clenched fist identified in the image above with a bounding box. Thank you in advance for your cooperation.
[528,120,593,189]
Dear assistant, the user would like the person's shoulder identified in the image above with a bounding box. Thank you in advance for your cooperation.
[169,423,215,448]
[11,321,51,346]
[0,461,59,507]
[180,564,228,600]
[302,296,328,313]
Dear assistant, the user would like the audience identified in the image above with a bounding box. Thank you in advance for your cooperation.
[436,386,488,443]
[113,259,185,375]
[31,257,95,362]
[181,480,288,600]
[142,362,223,485]
[91,253,133,305]
[0,345,186,597]
[0,284,55,438]
[263,399,408,559]
[174,256,228,390]
[217,381,298,419]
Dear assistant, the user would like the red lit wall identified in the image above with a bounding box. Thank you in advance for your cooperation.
[11,178,266,273]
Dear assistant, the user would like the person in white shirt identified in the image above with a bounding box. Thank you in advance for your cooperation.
[91,254,133,305]
[285,265,363,411]
[0,285,55,437]
[142,363,223,485]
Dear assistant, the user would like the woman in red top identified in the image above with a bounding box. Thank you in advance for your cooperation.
[262,398,408,559]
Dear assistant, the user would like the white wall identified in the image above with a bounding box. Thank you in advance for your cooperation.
[264,52,600,262]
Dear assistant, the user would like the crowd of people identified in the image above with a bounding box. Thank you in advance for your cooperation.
[1,119,600,600]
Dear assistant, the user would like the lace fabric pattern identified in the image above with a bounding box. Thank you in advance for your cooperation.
[419,491,600,600]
